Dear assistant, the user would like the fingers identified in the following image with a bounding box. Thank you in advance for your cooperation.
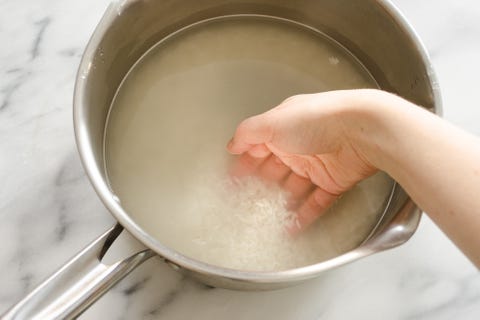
[257,155,291,183]
[228,151,339,235]
[282,172,314,210]
[248,144,271,158]
[230,151,291,186]
[228,151,269,178]
[287,187,338,234]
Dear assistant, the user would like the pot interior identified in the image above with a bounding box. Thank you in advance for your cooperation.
[103,14,396,271]
[74,0,438,288]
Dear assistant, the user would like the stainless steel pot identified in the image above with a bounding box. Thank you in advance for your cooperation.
[2,0,441,319]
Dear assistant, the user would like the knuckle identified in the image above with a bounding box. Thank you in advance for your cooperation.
[283,94,306,105]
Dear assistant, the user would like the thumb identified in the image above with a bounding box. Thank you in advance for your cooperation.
[227,113,274,154]
[227,91,351,155]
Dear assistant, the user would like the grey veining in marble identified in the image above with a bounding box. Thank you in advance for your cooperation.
[0,0,479,319]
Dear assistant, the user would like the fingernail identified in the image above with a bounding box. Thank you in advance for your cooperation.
[285,216,302,237]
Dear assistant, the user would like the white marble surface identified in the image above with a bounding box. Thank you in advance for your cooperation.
[0,0,479,319]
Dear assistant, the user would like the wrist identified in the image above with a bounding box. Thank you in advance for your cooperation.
[340,89,411,172]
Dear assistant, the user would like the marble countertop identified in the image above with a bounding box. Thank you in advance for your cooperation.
[1,0,479,319]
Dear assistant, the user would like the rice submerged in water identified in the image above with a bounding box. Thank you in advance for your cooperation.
[167,166,390,271]
[182,175,312,271]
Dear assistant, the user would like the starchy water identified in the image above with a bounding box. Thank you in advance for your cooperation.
[104,17,393,271]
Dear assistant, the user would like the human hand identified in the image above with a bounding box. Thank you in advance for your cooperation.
[228,88,480,266]
[227,90,382,232]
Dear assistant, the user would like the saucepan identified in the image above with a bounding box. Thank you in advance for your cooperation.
[2,0,440,319]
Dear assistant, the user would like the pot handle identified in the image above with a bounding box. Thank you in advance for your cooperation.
[1,224,155,320]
